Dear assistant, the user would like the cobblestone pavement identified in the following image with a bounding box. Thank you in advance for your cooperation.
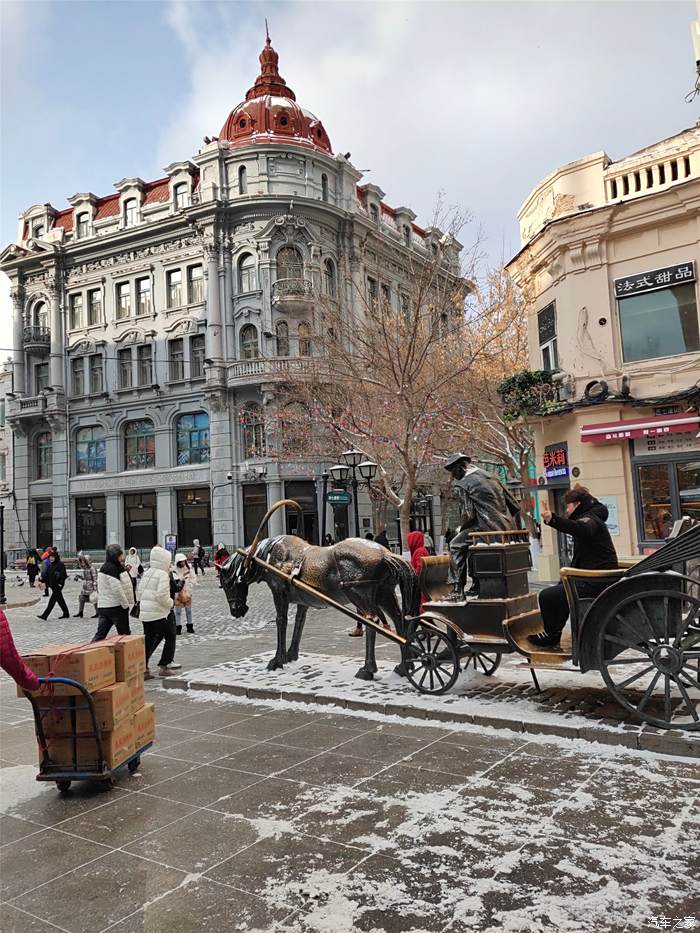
[0,576,698,931]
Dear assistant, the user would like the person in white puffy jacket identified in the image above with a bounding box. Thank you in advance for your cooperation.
[137,545,177,678]
[92,544,134,641]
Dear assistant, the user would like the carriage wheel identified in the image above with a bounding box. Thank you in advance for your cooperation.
[463,649,502,677]
[404,624,459,695]
[56,780,71,793]
[597,589,700,730]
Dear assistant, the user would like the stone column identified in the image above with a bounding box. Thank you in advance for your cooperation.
[156,488,173,549]
[49,282,64,390]
[49,416,69,552]
[221,239,232,362]
[11,286,25,395]
[105,492,122,546]
[267,477,284,536]
[210,402,234,546]
[205,237,224,365]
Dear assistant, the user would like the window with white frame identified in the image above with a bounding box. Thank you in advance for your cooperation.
[32,301,49,330]
[238,165,247,195]
[276,320,289,356]
[116,282,131,320]
[298,321,311,356]
[323,259,336,298]
[173,182,188,211]
[137,345,153,385]
[76,212,89,239]
[35,362,49,394]
[136,277,152,315]
[240,324,259,360]
[69,293,83,330]
[238,253,256,292]
[118,348,133,389]
[0,453,6,482]
[321,174,328,202]
[89,354,103,394]
[71,357,85,396]
[402,225,411,247]
[367,277,378,310]
[537,302,558,371]
[169,338,185,381]
[87,289,102,326]
[190,334,205,378]
[123,198,138,227]
[369,204,379,224]
[188,265,203,304]
[36,431,52,479]
[166,269,182,308]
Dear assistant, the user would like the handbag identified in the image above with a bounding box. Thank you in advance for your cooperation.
[130,602,140,618]
[89,591,98,605]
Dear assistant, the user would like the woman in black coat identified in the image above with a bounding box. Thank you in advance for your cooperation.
[37,552,70,620]
[26,549,40,587]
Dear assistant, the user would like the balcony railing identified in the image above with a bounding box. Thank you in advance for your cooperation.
[7,394,47,422]
[23,326,51,352]
[272,278,314,302]
[227,355,316,386]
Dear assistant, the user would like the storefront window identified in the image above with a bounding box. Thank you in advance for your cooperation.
[619,283,699,362]
[75,496,106,550]
[177,488,211,546]
[677,460,700,525]
[124,492,157,549]
[638,463,673,540]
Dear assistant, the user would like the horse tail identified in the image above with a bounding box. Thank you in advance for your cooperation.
[384,554,420,621]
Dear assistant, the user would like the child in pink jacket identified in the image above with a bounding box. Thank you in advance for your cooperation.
[0,610,41,692]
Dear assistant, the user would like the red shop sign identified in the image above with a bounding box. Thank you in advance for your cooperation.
[580,412,700,444]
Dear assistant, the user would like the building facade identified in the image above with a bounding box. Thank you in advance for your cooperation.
[507,123,700,580]
[1,37,457,555]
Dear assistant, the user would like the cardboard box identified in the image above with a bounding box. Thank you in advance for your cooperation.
[42,717,135,770]
[37,682,131,736]
[17,644,80,697]
[105,635,145,681]
[133,703,155,749]
[126,675,145,714]
[48,644,115,696]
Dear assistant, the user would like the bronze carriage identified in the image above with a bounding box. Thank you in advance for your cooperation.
[409,525,700,731]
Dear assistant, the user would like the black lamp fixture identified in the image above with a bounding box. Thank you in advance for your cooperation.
[330,449,378,537]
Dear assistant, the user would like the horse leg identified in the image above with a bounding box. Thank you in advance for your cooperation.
[286,605,308,663]
[376,588,408,677]
[267,592,289,671]
[356,622,378,680]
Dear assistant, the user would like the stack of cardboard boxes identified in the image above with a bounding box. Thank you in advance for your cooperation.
[20,635,155,771]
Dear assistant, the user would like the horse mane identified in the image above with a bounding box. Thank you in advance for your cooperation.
[233,536,286,584]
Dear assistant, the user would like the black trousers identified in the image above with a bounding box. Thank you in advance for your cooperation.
[92,607,131,641]
[43,586,69,618]
[193,558,205,575]
[538,580,611,638]
[143,616,176,668]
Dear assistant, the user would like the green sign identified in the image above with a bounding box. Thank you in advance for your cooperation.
[326,490,352,506]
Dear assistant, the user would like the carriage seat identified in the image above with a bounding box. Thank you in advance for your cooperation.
[418,556,451,602]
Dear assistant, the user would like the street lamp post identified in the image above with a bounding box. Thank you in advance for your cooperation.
[320,471,329,543]
[330,450,378,538]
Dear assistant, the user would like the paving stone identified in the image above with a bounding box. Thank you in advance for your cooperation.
[58,791,197,848]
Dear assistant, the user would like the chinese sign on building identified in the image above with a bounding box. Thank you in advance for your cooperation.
[614,261,695,298]
[543,442,569,485]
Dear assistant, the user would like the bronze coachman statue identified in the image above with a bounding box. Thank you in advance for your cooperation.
[444,453,522,599]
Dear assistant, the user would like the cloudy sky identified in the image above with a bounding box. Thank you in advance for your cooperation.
[1,0,698,350]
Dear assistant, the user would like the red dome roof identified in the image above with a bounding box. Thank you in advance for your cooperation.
[219,37,332,154]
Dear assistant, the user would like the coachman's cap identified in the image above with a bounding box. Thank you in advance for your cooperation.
[444,453,470,471]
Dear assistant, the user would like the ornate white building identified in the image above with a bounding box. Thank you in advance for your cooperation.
[1,37,457,554]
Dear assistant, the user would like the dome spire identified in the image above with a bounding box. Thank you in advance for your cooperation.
[245,27,296,101]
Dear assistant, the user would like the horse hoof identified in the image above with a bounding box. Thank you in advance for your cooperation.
[285,651,298,663]
[394,663,407,677]
[267,658,285,672]
[355,668,374,681]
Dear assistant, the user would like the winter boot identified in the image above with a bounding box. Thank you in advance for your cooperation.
[186,623,195,634]
[176,625,182,635]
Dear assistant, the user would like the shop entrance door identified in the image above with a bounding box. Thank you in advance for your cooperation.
[553,489,574,567]
[284,481,318,544]
[35,501,53,549]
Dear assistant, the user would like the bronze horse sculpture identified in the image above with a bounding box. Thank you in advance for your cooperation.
[221,501,418,680]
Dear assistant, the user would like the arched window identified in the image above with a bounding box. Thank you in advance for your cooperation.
[173,182,188,211]
[240,324,259,360]
[32,301,48,331]
[323,259,337,298]
[176,412,210,465]
[75,426,106,475]
[123,198,138,227]
[35,431,52,480]
[76,213,89,239]
[241,403,267,458]
[298,321,312,357]
[124,419,155,470]
[275,321,290,356]
[238,165,247,195]
[321,174,328,202]
[276,246,304,282]
[238,253,256,292]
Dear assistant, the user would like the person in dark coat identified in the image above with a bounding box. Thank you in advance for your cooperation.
[529,485,618,648]
[37,552,69,620]
[375,530,390,549]
[26,548,40,587]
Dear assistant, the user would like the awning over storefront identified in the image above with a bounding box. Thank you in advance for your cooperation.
[580,412,700,444]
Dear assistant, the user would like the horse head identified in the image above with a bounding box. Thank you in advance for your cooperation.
[220,553,250,618]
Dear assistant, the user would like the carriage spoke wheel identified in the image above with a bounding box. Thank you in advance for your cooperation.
[598,589,700,730]
[404,623,459,695]
[463,649,502,677]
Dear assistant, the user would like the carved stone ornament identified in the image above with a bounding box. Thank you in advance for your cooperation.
[68,339,95,354]
[274,214,306,237]
[114,328,155,345]
[233,306,260,321]
[46,411,67,434]
[165,317,199,336]
[65,236,198,279]
[204,387,228,413]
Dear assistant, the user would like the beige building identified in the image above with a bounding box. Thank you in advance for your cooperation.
[507,122,700,580]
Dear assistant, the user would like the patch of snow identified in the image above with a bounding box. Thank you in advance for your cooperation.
[0,765,49,812]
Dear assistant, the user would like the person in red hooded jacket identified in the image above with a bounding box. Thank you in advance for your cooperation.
[407,530,429,611]
[0,610,41,693]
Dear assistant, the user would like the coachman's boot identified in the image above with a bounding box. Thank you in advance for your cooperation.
[186,623,195,634]
[176,625,182,635]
